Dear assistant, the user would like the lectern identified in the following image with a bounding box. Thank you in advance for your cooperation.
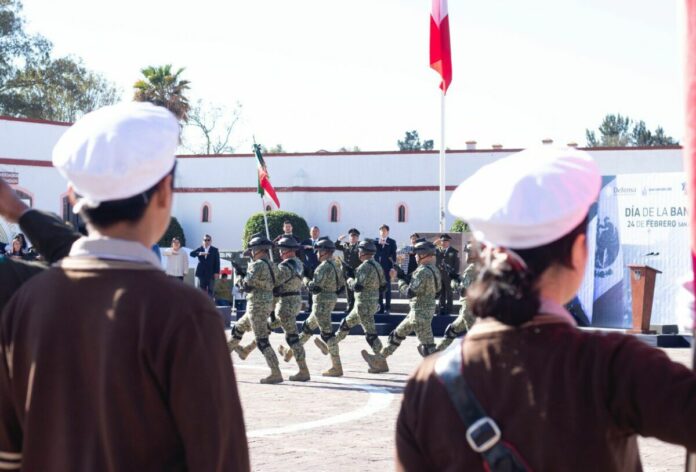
[627,265,662,334]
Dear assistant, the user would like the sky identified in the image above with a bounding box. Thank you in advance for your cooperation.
[21,0,682,154]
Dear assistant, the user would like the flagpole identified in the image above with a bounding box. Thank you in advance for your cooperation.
[439,90,446,232]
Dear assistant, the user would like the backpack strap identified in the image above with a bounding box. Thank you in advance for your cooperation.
[260,258,277,286]
[434,340,531,472]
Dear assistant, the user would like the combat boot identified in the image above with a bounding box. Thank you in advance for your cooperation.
[289,359,311,382]
[260,365,283,384]
[322,355,343,377]
[361,349,389,374]
[236,340,256,360]
[313,337,329,355]
[278,344,294,362]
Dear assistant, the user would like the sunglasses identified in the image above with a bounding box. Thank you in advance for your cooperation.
[204,238,211,242]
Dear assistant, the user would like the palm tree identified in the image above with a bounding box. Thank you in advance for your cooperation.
[133,65,190,122]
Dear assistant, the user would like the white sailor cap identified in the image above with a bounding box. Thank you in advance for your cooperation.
[448,146,601,250]
[52,101,179,211]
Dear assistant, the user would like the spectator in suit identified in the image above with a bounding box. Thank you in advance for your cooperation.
[273,220,304,260]
[436,233,460,315]
[406,233,420,275]
[375,224,397,314]
[336,228,361,315]
[302,226,321,314]
[191,234,220,297]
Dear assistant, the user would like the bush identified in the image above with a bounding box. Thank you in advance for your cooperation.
[242,211,310,248]
[450,219,470,233]
[158,217,186,247]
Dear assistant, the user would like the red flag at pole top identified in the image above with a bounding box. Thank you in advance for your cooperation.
[253,144,280,209]
[430,0,452,94]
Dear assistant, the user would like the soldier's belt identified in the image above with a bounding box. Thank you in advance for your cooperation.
[279,291,301,297]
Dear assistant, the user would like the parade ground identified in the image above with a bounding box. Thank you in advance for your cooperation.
[232,333,691,471]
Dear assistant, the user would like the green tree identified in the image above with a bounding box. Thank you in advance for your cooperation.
[0,0,119,120]
[398,130,434,151]
[133,65,191,122]
[450,219,470,233]
[242,211,309,248]
[586,114,677,147]
[158,216,186,247]
[3,56,119,121]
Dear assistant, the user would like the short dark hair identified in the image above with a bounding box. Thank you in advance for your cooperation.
[379,224,389,231]
[410,233,420,239]
[80,164,176,229]
[283,220,292,226]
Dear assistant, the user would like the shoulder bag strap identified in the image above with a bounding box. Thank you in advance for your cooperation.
[434,340,531,472]
[260,258,276,286]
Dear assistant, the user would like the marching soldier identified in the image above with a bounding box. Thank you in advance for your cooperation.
[436,244,478,351]
[335,228,361,314]
[316,239,386,371]
[235,237,310,381]
[279,239,345,377]
[228,234,283,384]
[436,234,460,315]
[361,240,441,373]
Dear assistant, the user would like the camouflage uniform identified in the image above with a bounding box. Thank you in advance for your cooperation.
[296,258,344,373]
[334,258,385,354]
[436,262,477,351]
[274,257,306,361]
[229,254,282,383]
[381,259,441,357]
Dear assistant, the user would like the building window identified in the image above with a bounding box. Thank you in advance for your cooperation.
[202,203,211,223]
[266,205,272,212]
[14,189,33,208]
[330,204,339,223]
[397,204,407,223]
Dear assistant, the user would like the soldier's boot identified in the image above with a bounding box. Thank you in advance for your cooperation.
[259,338,283,384]
[236,340,257,360]
[313,337,329,355]
[278,344,294,362]
[260,365,284,384]
[322,354,343,377]
[361,349,389,374]
[289,359,311,382]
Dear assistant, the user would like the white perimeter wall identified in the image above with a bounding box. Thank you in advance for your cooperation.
[0,117,685,250]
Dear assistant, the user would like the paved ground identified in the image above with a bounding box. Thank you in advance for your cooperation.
[231,332,693,471]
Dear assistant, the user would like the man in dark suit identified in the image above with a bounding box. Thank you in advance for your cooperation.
[374,224,397,314]
[436,233,460,315]
[301,226,321,314]
[272,220,304,260]
[191,234,220,297]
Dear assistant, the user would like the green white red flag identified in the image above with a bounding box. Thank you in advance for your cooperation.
[430,0,452,94]
[253,144,280,209]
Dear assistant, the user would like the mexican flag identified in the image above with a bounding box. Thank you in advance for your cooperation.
[430,0,452,94]
[254,144,280,209]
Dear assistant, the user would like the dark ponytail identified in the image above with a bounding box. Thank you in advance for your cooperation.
[468,216,589,326]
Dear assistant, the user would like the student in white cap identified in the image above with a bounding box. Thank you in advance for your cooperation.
[395,147,696,471]
[0,102,250,471]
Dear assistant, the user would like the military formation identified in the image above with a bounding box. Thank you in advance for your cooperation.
[229,229,476,384]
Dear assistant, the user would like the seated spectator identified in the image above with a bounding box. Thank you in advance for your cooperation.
[214,270,234,307]
[7,236,30,260]
[162,237,189,280]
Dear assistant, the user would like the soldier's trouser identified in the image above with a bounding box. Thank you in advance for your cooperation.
[439,274,453,314]
[335,301,383,354]
[381,310,434,357]
[437,298,475,351]
[299,297,340,365]
[249,300,280,370]
[276,295,306,362]
[346,287,355,313]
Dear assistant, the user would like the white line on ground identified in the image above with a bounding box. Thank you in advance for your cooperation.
[235,364,396,438]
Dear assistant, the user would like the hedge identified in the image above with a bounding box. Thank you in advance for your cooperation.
[158,217,186,247]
